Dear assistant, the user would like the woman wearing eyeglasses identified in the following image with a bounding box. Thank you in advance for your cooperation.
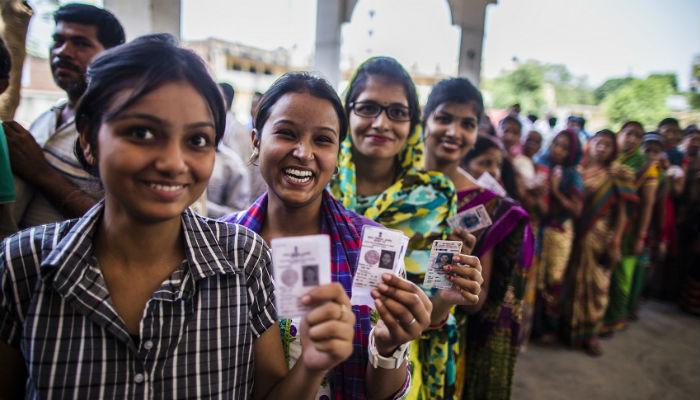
[331,57,484,399]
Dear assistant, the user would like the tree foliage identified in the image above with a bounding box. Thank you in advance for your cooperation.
[602,77,673,129]
[483,60,594,114]
[594,77,634,103]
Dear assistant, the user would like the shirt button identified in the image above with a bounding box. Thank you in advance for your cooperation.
[143,340,154,350]
[134,373,145,384]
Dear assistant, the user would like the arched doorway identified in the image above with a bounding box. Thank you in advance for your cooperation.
[314,0,497,87]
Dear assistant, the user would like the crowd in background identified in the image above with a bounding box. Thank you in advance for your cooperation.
[0,3,698,400]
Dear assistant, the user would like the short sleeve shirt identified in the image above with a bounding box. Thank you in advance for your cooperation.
[0,201,277,399]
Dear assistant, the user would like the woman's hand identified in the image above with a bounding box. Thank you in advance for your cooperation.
[371,274,432,356]
[300,283,355,372]
[447,227,477,255]
[435,254,484,306]
[550,166,562,191]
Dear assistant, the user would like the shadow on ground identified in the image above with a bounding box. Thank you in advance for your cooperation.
[513,301,700,400]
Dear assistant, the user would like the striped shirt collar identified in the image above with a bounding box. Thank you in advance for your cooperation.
[41,201,239,297]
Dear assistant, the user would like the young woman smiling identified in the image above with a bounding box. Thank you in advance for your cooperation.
[331,58,484,399]
[423,78,533,399]
[224,72,434,399]
[0,37,330,399]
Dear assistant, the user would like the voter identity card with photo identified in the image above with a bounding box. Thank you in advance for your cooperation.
[447,204,493,233]
[271,234,331,318]
[423,240,463,289]
[351,226,409,307]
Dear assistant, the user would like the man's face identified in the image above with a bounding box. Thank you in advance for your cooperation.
[50,21,105,99]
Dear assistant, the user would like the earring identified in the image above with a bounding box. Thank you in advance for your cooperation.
[248,147,259,166]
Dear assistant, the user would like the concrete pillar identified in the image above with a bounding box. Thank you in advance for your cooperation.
[104,0,181,42]
[314,0,356,88]
[449,0,497,86]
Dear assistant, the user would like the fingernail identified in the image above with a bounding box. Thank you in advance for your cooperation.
[371,289,379,298]
[301,295,310,304]
[375,298,383,308]
[382,273,392,280]
[378,283,389,291]
[444,265,451,271]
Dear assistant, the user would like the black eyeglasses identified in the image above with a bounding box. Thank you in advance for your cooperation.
[350,101,411,122]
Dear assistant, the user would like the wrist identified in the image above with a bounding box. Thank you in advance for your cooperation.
[368,328,409,369]
[374,336,400,357]
[429,296,451,325]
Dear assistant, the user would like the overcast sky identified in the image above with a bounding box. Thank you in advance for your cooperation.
[28,0,700,89]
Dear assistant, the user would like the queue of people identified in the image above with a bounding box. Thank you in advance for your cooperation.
[0,3,698,400]
[492,109,700,358]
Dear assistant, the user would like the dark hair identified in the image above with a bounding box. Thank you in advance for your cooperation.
[621,120,644,132]
[461,135,520,200]
[549,129,583,167]
[54,3,125,49]
[345,56,420,134]
[75,35,226,175]
[548,116,557,128]
[0,37,10,80]
[462,134,504,165]
[527,113,538,124]
[567,115,585,129]
[219,82,235,110]
[591,129,618,165]
[423,77,484,126]
[499,114,522,133]
[254,72,347,143]
[685,124,699,136]
[480,115,496,137]
[658,117,679,129]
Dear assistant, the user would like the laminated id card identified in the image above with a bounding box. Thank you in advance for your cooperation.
[447,204,493,233]
[423,240,463,289]
[271,234,331,318]
[351,226,409,307]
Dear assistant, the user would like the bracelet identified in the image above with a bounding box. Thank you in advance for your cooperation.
[428,316,448,330]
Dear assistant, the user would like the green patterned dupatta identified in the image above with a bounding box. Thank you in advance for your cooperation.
[330,125,457,275]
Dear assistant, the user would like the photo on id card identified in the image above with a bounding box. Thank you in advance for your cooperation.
[423,240,463,289]
[447,204,493,233]
[271,234,331,318]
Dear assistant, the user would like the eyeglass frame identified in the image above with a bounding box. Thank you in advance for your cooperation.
[349,100,411,122]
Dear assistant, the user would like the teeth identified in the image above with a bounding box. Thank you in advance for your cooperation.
[284,168,313,178]
[148,183,184,191]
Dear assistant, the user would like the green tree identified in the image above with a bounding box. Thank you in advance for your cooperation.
[483,60,545,113]
[602,77,673,129]
[483,60,594,113]
[594,77,634,103]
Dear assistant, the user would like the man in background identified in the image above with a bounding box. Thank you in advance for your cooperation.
[2,3,124,230]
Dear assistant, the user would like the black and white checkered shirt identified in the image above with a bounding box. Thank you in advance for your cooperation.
[0,202,276,399]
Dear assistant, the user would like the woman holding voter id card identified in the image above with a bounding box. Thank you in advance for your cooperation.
[422,78,534,400]
[331,57,485,399]
[0,37,327,399]
[223,72,437,399]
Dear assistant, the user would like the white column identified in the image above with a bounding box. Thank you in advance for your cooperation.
[103,0,181,42]
[449,0,497,86]
[314,0,356,88]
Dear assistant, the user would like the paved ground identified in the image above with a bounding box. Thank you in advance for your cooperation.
[512,301,700,400]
